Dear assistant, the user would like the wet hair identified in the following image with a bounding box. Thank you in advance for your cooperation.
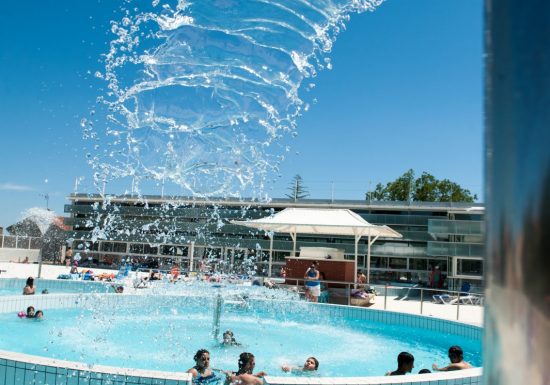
[193,349,210,363]
[26,306,35,316]
[397,352,414,368]
[26,277,34,287]
[35,310,43,318]
[448,346,464,361]
[237,352,255,375]
[418,369,431,374]
[308,357,319,370]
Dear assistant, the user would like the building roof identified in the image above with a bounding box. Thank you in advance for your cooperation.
[66,193,485,213]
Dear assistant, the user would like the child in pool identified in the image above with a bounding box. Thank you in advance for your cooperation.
[281,357,319,373]
[222,330,241,346]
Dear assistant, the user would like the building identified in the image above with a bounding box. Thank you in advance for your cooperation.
[64,194,484,290]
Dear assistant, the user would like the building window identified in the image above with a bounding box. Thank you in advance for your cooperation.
[409,258,428,271]
[370,256,388,269]
[161,245,188,256]
[389,258,407,270]
[456,258,483,276]
[129,243,144,254]
[101,242,127,253]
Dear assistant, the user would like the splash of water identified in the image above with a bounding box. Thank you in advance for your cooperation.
[20,207,57,235]
[89,0,384,197]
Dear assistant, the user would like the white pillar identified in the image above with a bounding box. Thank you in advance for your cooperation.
[189,241,195,272]
[354,235,359,284]
[366,233,372,285]
[268,234,274,277]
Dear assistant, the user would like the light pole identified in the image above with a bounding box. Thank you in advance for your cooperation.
[39,193,50,210]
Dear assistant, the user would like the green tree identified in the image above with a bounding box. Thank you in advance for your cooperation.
[286,174,310,201]
[413,172,439,201]
[366,170,477,202]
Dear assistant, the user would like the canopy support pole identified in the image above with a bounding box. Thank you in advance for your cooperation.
[189,241,195,272]
[366,234,380,285]
[268,233,274,277]
[290,232,297,256]
[354,234,361,284]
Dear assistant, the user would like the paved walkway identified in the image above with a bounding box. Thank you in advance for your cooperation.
[0,262,484,325]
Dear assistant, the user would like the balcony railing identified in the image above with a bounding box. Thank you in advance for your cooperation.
[427,241,484,258]
[428,219,484,236]
[0,235,43,250]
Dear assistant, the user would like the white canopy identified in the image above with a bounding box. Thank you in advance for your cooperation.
[232,208,402,283]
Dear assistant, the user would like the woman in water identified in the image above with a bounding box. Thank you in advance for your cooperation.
[187,349,220,385]
[281,357,319,373]
[225,352,266,385]
[23,277,35,295]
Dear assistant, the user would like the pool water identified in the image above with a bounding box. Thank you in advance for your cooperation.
[0,296,481,377]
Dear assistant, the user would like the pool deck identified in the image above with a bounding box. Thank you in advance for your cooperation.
[0,261,483,326]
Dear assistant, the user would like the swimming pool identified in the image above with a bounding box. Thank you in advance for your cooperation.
[0,293,481,377]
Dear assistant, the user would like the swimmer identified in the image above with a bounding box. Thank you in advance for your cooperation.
[281,356,319,373]
[432,346,472,371]
[34,310,44,319]
[225,352,266,385]
[23,277,35,295]
[26,306,35,318]
[187,349,220,385]
[386,352,414,376]
[222,330,241,346]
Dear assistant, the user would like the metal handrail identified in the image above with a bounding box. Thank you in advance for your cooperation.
[277,279,483,320]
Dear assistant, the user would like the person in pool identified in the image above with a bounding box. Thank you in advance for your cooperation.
[34,310,44,319]
[222,330,241,346]
[281,357,319,373]
[23,277,35,295]
[432,346,472,371]
[225,352,266,385]
[386,352,414,376]
[26,306,35,318]
[188,349,220,385]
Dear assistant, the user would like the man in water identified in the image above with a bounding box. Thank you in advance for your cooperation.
[386,352,414,375]
[432,346,472,371]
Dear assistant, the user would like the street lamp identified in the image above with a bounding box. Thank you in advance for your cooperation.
[39,193,50,210]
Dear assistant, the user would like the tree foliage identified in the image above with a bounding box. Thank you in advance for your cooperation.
[366,169,477,202]
[285,174,310,201]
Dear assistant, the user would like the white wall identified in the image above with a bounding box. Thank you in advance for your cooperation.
[0,249,40,263]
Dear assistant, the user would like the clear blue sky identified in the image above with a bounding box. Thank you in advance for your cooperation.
[0,0,483,228]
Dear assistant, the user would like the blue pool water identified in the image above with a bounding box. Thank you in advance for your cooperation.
[0,296,481,376]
